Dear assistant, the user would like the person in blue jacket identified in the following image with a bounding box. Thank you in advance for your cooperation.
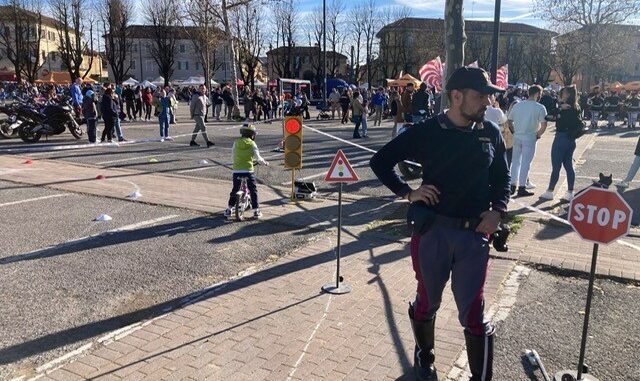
[370,67,510,381]
[70,77,83,116]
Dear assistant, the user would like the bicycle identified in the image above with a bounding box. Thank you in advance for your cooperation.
[233,175,252,221]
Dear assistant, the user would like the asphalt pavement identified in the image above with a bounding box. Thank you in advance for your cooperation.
[493,266,640,381]
[0,179,322,379]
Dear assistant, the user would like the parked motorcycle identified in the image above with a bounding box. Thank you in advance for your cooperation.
[17,97,84,143]
[0,103,20,138]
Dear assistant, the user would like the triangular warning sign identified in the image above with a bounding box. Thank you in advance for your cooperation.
[325,149,359,183]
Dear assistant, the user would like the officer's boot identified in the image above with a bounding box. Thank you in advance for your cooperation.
[464,328,494,381]
[408,304,438,381]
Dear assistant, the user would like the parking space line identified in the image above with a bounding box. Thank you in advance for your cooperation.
[0,215,180,265]
[96,152,178,165]
[0,194,70,207]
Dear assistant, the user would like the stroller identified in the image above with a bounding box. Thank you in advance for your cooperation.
[316,101,331,120]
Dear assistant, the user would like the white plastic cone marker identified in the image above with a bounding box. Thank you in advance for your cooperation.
[149,158,159,163]
[199,159,209,164]
[128,191,142,199]
[94,214,112,222]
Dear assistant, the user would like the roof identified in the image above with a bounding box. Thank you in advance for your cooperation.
[118,25,225,40]
[377,17,555,38]
[266,46,347,60]
[0,5,61,29]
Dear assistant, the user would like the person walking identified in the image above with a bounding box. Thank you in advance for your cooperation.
[143,88,153,121]
[507,85,548,196]
[372,87,386,126]
[156,89,172,141]
[351,91,364,138]
[390,91,403,137]
[82,90,98,143]
[112,92,126,141]
[617,134,640,189]
[329,88,341,119]
[70,77,83,117]
[540,85,581,201]
[401,83,414,123]
[411,83,431,123]
[123,85,136,121]
[99,88,117,143]
[134,86,143,120]
[339,89,351,124]
[212,87,223,121]
[485,94,511,165]
[189,84,214,147]
[370,67,509,381]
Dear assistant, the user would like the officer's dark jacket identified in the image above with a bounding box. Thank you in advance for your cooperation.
[370,113,511,219]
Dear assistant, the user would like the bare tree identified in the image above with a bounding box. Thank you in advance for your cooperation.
[378,6,412,80]
[232,2,264,91]
[361,0,379,89]
[50,0,94,80]
[442,0,466,111]
[305,6,323,86]
[535,0,640,88]
[144,0,179,86]
[0,0,47,83]
[327,0,346,78]
[269,0,297,80]
[552,35,583,85]
[181,0,223,93]
[348,5,364,84]
[523,35,554,85]
[100,0,133,84]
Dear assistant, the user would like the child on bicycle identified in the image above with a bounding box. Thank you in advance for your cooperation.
[225,123,269,219]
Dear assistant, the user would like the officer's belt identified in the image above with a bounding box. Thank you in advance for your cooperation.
[431,214,481,231]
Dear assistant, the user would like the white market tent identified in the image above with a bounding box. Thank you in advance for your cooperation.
[180,76,221,87]
[151,76,165,86]
[140,80,157,89]
[122,77,139,86]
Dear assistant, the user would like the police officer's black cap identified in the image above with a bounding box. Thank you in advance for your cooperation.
[445,67,506,94]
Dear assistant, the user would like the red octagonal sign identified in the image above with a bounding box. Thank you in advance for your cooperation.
[568,187,633,244]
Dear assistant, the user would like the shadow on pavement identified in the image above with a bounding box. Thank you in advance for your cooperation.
[0,223,406,365]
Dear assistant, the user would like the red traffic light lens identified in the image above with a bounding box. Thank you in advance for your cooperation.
[285,118,302,134]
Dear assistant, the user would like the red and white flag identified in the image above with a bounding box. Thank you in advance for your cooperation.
[496,64,509,89]
[419,56,445,91]
[467,60,479,68]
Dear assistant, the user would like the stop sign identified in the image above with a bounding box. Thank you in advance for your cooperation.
[568,187,633,244]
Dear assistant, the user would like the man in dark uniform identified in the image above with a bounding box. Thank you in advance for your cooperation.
[625,92,639,128]
[370,67,510,381]
[604,91,621,128]
[587,90,604,129]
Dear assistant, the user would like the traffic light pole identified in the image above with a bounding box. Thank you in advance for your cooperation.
[321,182,352,295]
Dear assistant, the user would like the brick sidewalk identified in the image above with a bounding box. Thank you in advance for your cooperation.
[31,231,515,381]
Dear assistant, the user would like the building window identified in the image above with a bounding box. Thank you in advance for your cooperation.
[185,61,189,70]
[130,60,136,69]
[636,63,640,72]
[132,44,137,52]
[180,44,185,53]
[177,61,182,70]
[196,62,201,70]
[42,50,46,60]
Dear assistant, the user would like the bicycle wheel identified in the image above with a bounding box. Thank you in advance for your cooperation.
[235,192,246,221]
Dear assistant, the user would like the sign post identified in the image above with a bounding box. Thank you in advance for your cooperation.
[553,186,632,381]
[321,149,359,295]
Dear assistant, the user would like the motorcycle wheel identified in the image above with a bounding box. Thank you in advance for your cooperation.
[398,162,422,180]
[69,122,83,139]
[0,120,17,138]
[19,125,42,143]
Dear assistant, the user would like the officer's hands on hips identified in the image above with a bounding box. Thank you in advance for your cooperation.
[476,210,502,235]
[406,185,440,205]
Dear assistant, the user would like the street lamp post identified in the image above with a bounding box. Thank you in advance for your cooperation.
[490,0,502,84]
[323,0,327,108]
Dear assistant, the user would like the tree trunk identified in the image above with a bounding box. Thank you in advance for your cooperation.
[441,0,466,112]
[221,0,240,118]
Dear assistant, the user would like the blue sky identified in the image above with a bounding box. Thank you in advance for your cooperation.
[296,0,545,28]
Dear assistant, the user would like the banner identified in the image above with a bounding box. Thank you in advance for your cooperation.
[419,56,445,91]
[496,64,509,89]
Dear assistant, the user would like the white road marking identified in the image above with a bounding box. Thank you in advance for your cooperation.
[1,215,180,265]
[0,193,70,207]
[177,166,215,174]
[96,152,178,165]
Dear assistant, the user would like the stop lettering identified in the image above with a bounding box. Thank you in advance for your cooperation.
[568,187,633,244]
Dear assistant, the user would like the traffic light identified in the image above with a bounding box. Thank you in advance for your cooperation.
[283,115,303,169]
